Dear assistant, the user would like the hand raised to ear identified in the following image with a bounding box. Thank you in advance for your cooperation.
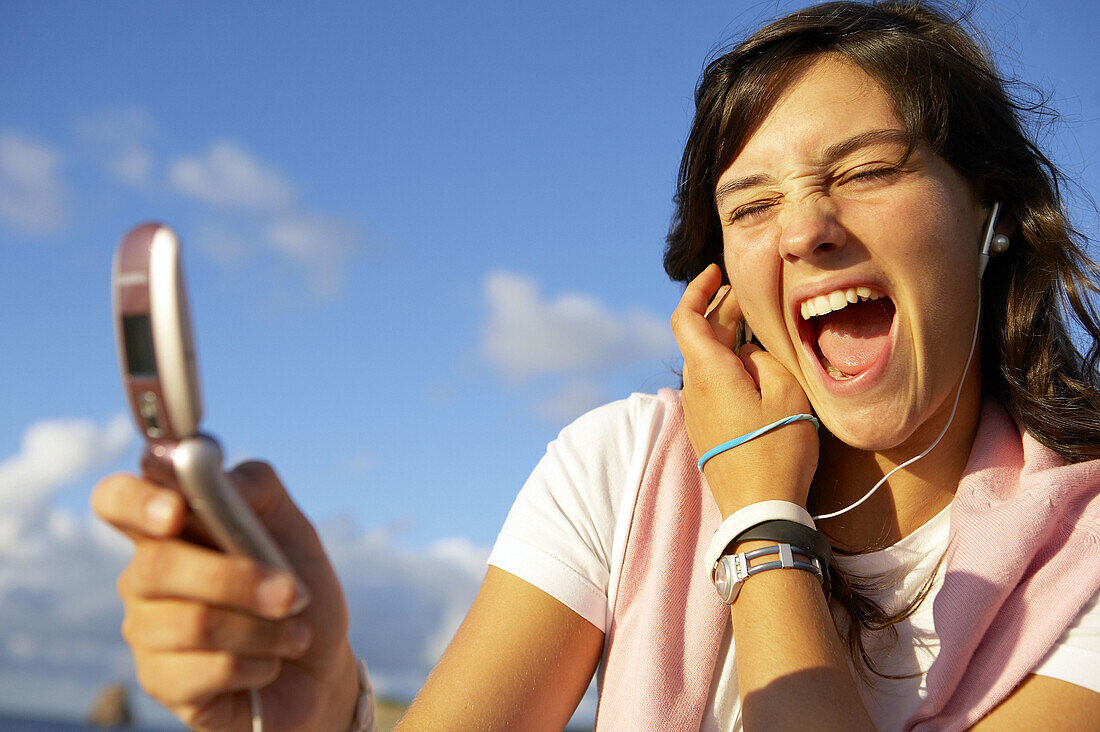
[673,265,754,396]
[671,264,819,517]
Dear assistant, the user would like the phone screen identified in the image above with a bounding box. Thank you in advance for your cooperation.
[122,315,157,377]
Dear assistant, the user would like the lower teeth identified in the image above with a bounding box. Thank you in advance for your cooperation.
[825,363,854,380]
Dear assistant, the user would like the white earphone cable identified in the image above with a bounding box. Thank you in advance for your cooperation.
[811,287,983,521]
[250,688,263,732]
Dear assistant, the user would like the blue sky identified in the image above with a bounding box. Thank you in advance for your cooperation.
[1,0,1097,725]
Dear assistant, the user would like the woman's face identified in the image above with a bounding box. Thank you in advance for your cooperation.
[715,54,988,450]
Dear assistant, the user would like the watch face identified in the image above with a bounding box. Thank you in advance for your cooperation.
[715,557,733,603]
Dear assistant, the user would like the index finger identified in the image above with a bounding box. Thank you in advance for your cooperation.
[677,263,724,316]
[705,282,744,349]
[671,264,744,364]
[92,473,187,540]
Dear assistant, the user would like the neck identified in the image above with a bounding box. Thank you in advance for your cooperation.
[808,364,983,553]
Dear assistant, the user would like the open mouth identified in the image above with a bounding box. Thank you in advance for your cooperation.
[798,286,896,381]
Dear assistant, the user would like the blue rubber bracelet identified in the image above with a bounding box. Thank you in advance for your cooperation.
[697,414,821,472]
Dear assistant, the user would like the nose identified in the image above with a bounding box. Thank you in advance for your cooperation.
[777,195,846,262]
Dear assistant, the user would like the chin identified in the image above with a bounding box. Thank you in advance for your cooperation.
[814,401,922,452]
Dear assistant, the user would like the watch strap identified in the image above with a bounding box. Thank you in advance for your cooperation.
[706,500,815,582]
[715,542,824,604]
[735,519,833,595]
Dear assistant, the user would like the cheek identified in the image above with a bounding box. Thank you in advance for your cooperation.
[722,237,786,345]
[885,181,982,274]
[722,229,779,288]
[722,241,765,310]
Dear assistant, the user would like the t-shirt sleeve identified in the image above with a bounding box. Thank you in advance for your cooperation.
[487,393,665,632]
[1031,585,1100,693]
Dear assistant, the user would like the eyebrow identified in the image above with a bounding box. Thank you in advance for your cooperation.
[714,128,911,209]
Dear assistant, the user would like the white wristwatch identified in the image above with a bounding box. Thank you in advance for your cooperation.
[713,542,824,604]
[348,657,377,732]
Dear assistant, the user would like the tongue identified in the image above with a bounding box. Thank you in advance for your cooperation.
[815,299,894,375]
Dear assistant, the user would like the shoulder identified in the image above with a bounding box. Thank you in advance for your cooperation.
[527,390,681,485]
[552,389,676,444]
[529,390,678,507]
[488,390,681,630]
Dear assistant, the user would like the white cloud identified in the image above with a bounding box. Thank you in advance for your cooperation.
[0,414,497,721]
[427,536,491,581]
[193,223,253,267]
[183,214,363,300]
[168,141,294,209]
[69,108,361,299]
[345,450,374,476]
[0,415,132,507]
[0,414,142,719]
[0,131,66,233]
[535,379,607,424]
[482,271,673,381]
[166,174,361,297]
[0,414,132,553]
[324,526,487,698]
[267,214,359,297]
[72,106,155,148]
[107,148,153,186]
[72,106,156,187]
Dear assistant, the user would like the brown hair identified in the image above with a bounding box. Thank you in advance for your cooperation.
[665,0,1100,674]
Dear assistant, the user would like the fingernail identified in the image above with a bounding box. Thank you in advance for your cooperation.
[146,495,176,531]
[257,573,295,615]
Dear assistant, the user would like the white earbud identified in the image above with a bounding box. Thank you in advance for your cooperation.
[978,201,1005,280]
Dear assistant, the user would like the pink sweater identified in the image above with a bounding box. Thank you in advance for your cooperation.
[595,390,1100,730]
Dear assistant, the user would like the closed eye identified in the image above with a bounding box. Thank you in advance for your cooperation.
[841,166,900,185]
[727,199,779,224]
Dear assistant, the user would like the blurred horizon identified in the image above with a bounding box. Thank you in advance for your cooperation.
[1,1,1097,727]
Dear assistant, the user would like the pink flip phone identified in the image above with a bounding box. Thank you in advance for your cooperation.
[112,223,310,614]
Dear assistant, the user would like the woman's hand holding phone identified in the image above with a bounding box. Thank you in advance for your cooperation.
[92,463,360,732]
[670,263,819,518]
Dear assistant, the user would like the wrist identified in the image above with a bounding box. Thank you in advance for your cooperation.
[703,465,809,519]
[317,643,365,731]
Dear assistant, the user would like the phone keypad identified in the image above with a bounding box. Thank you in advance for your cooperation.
[139,391,164,438]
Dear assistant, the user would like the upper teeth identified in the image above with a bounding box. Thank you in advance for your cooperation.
[800,286,884,320]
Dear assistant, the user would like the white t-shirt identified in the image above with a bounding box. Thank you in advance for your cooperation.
[487,392,1100,731]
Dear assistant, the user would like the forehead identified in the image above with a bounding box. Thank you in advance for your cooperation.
[719,55,903,182]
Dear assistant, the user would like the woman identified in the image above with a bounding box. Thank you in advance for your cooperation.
[93,2,1100,729]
